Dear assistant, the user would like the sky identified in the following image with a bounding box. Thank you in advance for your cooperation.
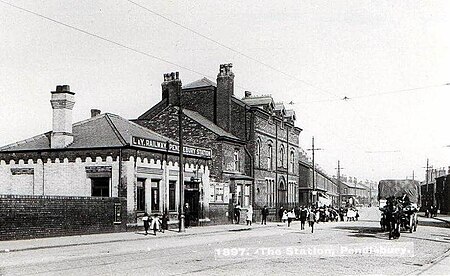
[0,0,449,182]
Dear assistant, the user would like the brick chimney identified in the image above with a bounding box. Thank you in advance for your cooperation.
[161,72,182,106]
[216,63,234,131]
[91,109,101,118]
[50,85,75,148]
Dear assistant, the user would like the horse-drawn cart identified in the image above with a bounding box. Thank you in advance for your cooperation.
[378,179,419,239]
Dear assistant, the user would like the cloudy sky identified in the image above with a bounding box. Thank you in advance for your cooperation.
[1,0,449,182]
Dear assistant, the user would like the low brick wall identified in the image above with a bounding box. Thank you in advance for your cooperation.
[0,195,127,241]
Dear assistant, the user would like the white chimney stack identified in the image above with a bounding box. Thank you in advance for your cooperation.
[50,85,75,148]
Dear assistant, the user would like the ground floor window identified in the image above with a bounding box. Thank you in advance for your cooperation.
[151,180,160,212]
[137,179,145,211]
[169,181,176,211]
[236,183,251,207]
[91,177,110,197]
[266,179,275,207]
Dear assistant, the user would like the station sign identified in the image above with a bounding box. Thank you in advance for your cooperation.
[131,136,212,159]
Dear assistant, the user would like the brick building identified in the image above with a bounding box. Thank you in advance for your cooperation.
[0,85,212,237]
[134,64,302,221]
[298,155,339,207]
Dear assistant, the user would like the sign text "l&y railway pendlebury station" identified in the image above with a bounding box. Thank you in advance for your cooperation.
[131,136,212,159]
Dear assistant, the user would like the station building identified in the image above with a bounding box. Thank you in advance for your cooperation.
[0,85,212,237]
[134,64,302,221]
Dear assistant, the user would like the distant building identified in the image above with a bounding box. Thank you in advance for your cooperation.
[421,167,449,211]
[298,154,338,207]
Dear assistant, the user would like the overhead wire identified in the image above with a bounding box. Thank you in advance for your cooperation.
[0,0,219,81]
[125,0,342,100]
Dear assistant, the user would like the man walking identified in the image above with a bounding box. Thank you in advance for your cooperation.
[300,206,308,230]
[308,207,316,233]
[261,205,269,225]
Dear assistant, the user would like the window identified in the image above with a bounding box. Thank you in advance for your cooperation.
[91,177,110,197]
[233,149,240,171]
[279,145,285,167]
[290,150,295,173]
[137,179,145,211]
[236,184,242,205]
[267,144,273,170]
[169,181,176,211]
[256,139,261,168]
[151,180,160,212]
[266,179,275,207]
[243,185,251,207]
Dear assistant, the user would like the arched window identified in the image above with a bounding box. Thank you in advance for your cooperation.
[290,150,295,173]
[279,145,285,167]
[267,144,272,170]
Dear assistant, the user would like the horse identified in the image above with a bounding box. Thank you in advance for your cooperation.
[384,197,402,239]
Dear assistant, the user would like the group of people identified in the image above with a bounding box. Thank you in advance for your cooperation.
[234,203,360,234]
[142,212,168,236]
[234,204,254,226]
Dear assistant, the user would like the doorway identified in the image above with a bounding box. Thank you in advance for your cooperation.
[184,180,200,227]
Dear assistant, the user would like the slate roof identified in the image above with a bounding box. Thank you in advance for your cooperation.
[182,109,241,141]
[241,96,275,107]
[0,113,173,152]
[182,77,216,90]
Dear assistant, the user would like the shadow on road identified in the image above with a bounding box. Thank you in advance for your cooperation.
[333,225,388,240]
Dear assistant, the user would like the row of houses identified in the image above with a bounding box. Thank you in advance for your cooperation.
[420,167,450,214]
[0,64,373,239]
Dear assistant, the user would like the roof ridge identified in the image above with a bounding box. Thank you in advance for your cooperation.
[104,114,128,146]
[110,112,174,142]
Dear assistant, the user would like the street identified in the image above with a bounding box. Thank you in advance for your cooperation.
[1,207,449,275]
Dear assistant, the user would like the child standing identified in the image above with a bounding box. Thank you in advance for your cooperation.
[150,214,161,235]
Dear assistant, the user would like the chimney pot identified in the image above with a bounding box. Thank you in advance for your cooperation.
[91,109,101,117]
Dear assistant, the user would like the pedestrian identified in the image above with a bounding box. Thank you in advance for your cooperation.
[300,206,307,230]
[308,208,316,233]
[142,212,150,235]
[161,211,168,232]
[246,205,253,226]
[355,210,359,221]
[184,203,190,228]
[278,206,284,222]
[287,209,296,227]
[234,203,241,224]
[150,213,161,235]
[282,209,288,224]
[261,205,269,225]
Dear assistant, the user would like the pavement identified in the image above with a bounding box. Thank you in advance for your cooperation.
[0,222,278,253]
[417,212,450,227]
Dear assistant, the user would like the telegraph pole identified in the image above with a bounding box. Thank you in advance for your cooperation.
[307,136,323,206]
[335,160,344,207]
[423,158,433,208]
[178,74,185,232]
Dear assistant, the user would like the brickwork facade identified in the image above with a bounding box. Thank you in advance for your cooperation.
[0,195,126,241]
[135,64,303,222]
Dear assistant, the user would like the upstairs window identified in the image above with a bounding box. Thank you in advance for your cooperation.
[267,144,273,170]
[279,145,285,167]
[233,149,240,171]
